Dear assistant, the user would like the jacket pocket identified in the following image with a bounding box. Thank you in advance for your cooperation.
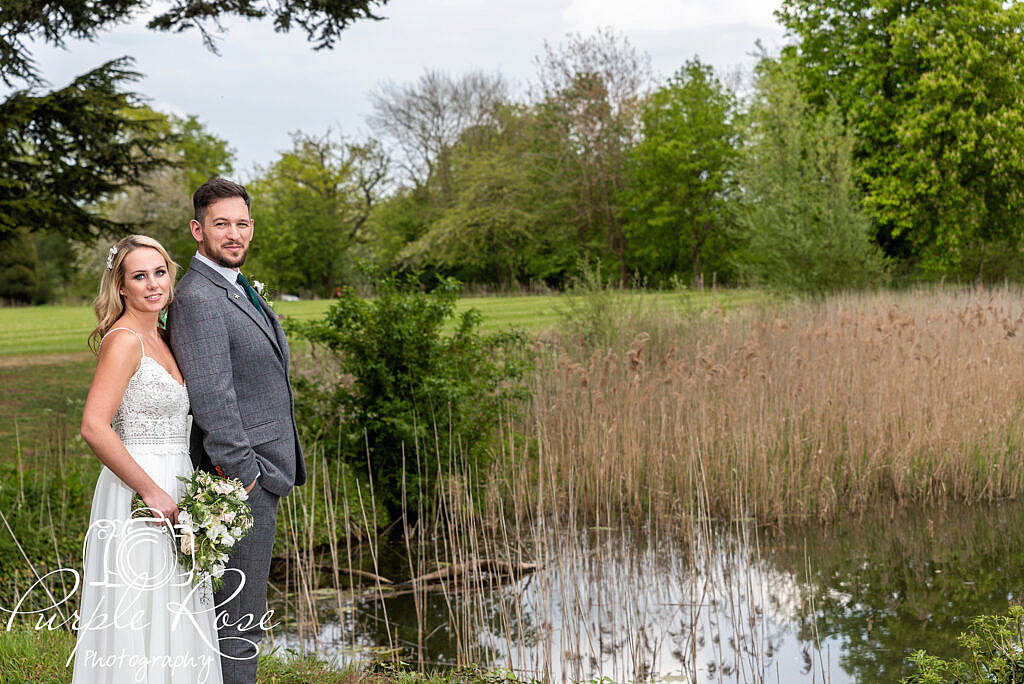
[244,419,280,447]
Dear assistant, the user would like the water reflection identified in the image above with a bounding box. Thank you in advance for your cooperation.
[270,501,1024,682]
[763,501,1024,683]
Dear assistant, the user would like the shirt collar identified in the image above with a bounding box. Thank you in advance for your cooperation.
[194,251,243,291]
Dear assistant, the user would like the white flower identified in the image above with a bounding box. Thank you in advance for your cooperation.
[180,534,194,555]
[105,245,118,270]
[213,480,235,496]
[222,534,236,548]
[208,523,228,543]
[230,526,242,538]
[219,509,237,525]
[178,511,192,526]
[211,564,225,579]
[253,280,265,295]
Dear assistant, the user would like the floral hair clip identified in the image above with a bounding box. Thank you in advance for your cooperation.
[105,245,118,270]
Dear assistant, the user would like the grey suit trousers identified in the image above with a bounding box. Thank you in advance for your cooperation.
[216,482,280,683]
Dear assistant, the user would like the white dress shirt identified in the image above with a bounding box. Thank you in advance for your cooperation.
[193,251,244,293]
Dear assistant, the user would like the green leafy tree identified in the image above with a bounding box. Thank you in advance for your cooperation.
[247,131,388,296]
[777,0,1024,275]
[530,29,653,284]
[0,0,389,244]
[0,60,169,244]
[397,106,577,287]
[733,59,888,293]
[621,58,740,285]
[367,186,439,272]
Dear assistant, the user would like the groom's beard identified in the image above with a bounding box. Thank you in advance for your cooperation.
[210,249,244,268]
[210,243,248,268]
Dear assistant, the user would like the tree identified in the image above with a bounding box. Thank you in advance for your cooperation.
[530,28,653,283]
[369,69,508,204]
[247,130,388,296]
[0,228,39,303]
[97,110,236,267]
[733,59,887,293]
[621,58,740,285]
[0,0,389,244]
[396,106,575,288]
[777,0,1024,276]
[0,60,169,244]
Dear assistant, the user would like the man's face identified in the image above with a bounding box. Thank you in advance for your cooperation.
[189,196,253,269]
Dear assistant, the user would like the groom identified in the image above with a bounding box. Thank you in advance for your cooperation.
[168,178,306,683]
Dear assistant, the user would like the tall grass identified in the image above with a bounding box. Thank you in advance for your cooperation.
[525,285,1024,523]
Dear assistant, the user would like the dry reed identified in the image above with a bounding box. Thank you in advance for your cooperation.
[521,285,1024,524]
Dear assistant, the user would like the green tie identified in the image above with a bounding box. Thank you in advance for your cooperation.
[236,272,268,324]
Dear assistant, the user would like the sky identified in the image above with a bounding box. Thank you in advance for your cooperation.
[26,0,788,175]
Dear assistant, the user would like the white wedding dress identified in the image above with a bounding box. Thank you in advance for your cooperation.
[71,328,223,684]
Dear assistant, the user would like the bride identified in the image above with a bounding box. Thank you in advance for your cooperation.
[71,235,223,684]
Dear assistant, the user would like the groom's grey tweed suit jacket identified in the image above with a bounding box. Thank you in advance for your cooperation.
[167,256,306,496]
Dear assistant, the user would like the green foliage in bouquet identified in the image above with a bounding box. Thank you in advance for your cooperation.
[131,469,253,595]
[286,269,531,517]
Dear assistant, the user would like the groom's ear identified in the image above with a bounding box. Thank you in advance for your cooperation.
[189,219,203,243]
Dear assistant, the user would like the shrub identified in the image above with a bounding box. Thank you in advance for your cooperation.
[286,272,530,517]
[903,606,1024,682]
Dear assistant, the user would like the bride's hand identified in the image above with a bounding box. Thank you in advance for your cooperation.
[141,488,178,526]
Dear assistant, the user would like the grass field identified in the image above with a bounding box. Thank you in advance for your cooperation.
[0,288,764,462]
[0,288,765,358]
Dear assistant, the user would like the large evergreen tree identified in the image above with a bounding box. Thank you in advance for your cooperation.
[0,0,389,244]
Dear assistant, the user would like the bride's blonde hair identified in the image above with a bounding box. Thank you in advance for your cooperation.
[88,235,179,353]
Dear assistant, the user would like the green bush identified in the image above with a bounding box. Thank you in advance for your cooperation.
[286,272,530,517]
[903,606,1024,683]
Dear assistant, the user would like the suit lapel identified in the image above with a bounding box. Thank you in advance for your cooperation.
[259,297,290,369]
[188,257,284,360]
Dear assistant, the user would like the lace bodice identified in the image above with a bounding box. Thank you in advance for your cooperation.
[102,329,190,448]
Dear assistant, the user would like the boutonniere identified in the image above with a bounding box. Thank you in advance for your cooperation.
[253,280,275,309]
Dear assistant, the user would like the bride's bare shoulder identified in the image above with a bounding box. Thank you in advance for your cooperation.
[95,328,144,376]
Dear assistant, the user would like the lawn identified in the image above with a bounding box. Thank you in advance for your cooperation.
[0,288,764,358]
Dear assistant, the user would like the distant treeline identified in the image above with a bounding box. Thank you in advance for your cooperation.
[5,0,1024,303]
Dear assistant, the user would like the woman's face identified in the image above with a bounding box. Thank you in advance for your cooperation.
[120,247,170,315]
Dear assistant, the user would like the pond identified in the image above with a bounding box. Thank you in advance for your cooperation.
[268,501,1024,682]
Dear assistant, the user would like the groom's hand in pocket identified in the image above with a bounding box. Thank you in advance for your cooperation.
[245,476,258,494]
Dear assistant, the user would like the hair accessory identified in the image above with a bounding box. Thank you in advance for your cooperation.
[105,245,118,270]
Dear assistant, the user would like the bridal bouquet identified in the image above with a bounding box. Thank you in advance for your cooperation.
[132,469,254,595]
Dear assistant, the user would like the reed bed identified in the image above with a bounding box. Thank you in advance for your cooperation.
[272,468,825,682]
[524,285,1024,524]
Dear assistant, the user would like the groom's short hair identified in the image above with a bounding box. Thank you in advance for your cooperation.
[193,178,251,223]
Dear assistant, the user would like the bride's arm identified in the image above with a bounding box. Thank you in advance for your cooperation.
[80,330,178,524]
